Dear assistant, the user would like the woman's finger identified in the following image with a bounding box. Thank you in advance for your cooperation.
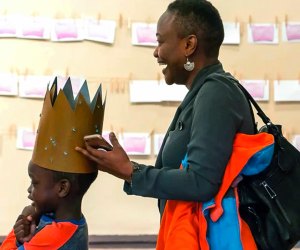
[109,132,121,148]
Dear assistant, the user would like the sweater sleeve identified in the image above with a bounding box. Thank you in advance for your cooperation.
[124,76,254,202]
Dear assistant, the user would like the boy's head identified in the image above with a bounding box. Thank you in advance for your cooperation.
[28,78,105,215]
[27,161,98,215]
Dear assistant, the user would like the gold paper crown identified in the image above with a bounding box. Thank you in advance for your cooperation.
[31,77,106,173]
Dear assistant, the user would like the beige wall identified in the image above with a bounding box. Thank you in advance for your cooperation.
[0,0,300,236]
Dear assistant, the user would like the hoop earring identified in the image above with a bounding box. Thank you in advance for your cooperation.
[184,57,194,71]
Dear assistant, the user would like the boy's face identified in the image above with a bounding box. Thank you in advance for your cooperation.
[27,161,59,215]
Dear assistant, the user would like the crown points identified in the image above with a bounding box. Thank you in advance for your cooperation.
[31,77,106,173]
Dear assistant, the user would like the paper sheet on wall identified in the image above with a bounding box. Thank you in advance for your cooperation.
[51,19,85,41]
[159,80,188,102]
[223,22,240,45]
[282,22,300,42]
[292,135,300,151]
[129,80,188,103]
[0,73,18,96]
[84,18,116,44]
[154,133,165,155]
[118,132,151,155]
[129,80,160,103]
[52,75,85,97]
[18,75,52,98]
[274,80,300,102]
[16,16,51,40]
[248,23,279,44]
[16,127,36,150]
[131,22,157,47]
[0,15,18,37]
[240,79,269,101]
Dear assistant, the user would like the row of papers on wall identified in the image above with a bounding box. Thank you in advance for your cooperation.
[0,74,85,98]
[1,15,300,45]
[0,74,300,102]
[129,79,300,102]
[15,127,300,155]
[16,128,165,156]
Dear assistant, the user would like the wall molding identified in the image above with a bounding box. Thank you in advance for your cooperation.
[0,234,157,248]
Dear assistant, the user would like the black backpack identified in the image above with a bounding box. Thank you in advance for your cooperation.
[236,82,300,250]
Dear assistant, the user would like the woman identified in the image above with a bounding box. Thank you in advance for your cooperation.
[76,0,260,249]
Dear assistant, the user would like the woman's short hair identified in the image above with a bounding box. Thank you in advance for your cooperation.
[167,0,224,58]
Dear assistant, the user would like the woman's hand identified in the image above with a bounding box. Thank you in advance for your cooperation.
[76,132,133,182]
[13,205,40,244]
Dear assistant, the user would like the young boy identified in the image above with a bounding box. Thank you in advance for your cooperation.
[0,78,106,250]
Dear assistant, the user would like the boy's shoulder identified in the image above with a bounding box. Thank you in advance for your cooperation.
[27,214,89,250]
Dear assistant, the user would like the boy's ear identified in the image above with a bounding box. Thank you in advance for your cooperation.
[57,179,71,198]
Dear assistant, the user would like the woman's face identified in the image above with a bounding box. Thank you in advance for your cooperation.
[27,162,59,215]
[154,12,189,85]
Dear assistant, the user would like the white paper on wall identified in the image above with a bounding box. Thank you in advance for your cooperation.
[292,135,300,152]
[223,22,240,45]
[84,18,116,44]
[18,75,52,99]
[159,80,188,102]
[51,75,85,97]
[274,80,300,102]
[154,133,165,155]
[0,73,18,96]
[129,80,160,103]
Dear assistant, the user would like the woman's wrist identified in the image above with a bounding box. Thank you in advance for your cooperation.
[126,161,140,183]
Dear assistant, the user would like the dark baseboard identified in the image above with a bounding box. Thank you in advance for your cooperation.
[88,235,157,248]
[0,234,157,248]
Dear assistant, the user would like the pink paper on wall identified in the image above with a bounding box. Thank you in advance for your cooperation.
[55,22,78,39]
[136,26,156,43]
[22,130,36,148]
[286,23,300,41]
[22,23,44,38]
[251,25,274,42]
[16,128,37,150]
[0,16,17,36]
[0,25,16,35]
[123,136,147,154]
[242,81,265,98]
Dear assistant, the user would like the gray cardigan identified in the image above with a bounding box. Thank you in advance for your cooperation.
[124,62,255,216]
